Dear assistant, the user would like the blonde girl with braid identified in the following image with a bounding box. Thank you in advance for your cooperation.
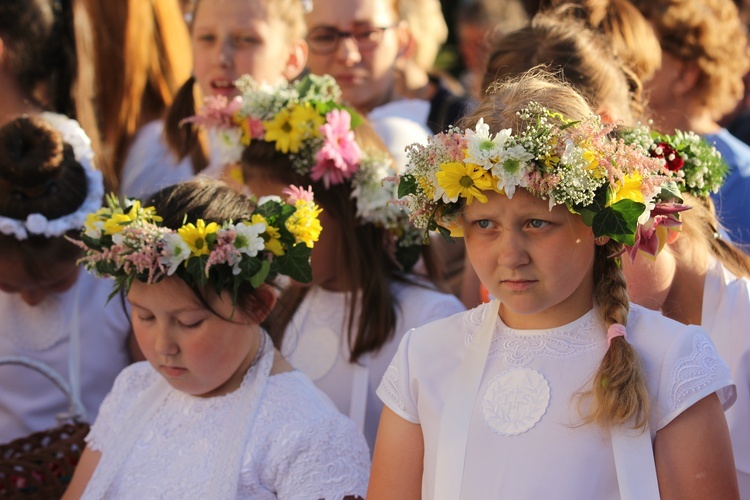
[368,70,738,499]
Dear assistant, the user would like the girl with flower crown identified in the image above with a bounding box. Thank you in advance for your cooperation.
[0,115,133,443]
[63,178,370,499]
[618,125,750,496]
[190,74,466,451]
[367,70,739,499]
[164,0,308,179]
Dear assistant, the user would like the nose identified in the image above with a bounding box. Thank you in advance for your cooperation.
[218,40,233,68]
[20,289,48,306]
[497,231,530,269]
[335,35,362,65]
[153,326,179,357]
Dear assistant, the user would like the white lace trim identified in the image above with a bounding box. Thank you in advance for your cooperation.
[0,112,103,240]
[668,334,722,412]
[380,363,405,412]
[465,307,599,366]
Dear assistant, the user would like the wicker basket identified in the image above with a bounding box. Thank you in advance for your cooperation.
[0,356,90,499]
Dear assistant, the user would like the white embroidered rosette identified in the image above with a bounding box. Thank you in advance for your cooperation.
[0,112,104,240]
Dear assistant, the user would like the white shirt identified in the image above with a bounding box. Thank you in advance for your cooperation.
[282,281,465,450]
[378,303,735,499]
[119,120,194,198]
[702,258,750,498]
[368,99,432,172]
[0,272,131,442]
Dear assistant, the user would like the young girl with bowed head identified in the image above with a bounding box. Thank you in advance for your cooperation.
[368,70,739,499]
[63,178,370,498]
[618,124,750,496]
[165,0,308,178]
[189,74,465,450]
[0,114,132,443]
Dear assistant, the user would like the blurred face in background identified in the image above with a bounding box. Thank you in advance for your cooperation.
[304,0,408,112]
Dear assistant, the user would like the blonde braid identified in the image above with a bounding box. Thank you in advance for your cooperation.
[582,240,650,427]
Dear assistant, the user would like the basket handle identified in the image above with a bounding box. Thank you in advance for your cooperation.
[0,355,87,422]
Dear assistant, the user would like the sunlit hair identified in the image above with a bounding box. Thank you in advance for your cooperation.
[165,0,307,171]
[483,12,642,125]
[244,122,442,363]
[468,69,650,428]
[633,0,750,119]
[674,193,750,280]
[548,0,662,82]
[85,0,193,193]
[396,0,448,71]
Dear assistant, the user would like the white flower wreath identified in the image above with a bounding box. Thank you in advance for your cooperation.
[0,112,104,240]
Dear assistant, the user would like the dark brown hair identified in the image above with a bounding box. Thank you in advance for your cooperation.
[0,115,88,280]
[145,178,273,322]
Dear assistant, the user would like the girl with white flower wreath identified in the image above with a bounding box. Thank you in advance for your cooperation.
[0,114,134,443]
[368,70,739,499]
[64,178,371,499]
[190,73,466,451]
[619,124,750,496]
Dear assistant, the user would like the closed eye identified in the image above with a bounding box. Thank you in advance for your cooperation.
[179,319,205,329]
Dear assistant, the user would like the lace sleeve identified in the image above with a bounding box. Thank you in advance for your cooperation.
[376,328,420,424]
[654,327,736,430]
[271,416,371,500]
[85,362,155,452]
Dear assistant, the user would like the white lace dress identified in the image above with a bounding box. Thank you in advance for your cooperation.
[83,339,370,499]
[377,303,736,499]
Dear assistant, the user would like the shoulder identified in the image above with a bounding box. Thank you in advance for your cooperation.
[109,361,159,396]
[369,100,432,137]
[392,280,466,326]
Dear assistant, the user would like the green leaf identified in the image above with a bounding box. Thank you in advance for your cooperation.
[436,224,454,242]
[592,199,645,246]
[395,244,422,272]
[275,243,313,283]
[397,174,418,198]
[249,260,271,288]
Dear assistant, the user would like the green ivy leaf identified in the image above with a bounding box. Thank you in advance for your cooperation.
[592,199,645,246]
[275,243,313,283]
[249,260,271,288]
[397,174,418,198]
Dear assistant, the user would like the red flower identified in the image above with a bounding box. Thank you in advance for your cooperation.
[651,141,685,171]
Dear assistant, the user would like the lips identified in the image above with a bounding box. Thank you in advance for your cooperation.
[501,280,536,292]
[209,78,236,96]
[161,365,188,378]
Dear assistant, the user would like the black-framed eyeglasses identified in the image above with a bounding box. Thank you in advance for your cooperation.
[307,25,395,55]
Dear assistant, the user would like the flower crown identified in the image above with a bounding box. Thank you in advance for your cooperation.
[187,74,424,270]
[0,112,104,240]
[617,125,728,198]
[397,103,678,253]
[72,187,322,302]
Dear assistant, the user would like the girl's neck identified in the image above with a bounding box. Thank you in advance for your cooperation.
[662,245,710,326]
[657,104,722,136]
[0,75,41,126]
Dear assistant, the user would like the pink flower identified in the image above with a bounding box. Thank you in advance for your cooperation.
[283,185,315,203]
[182,95,242,129]
[311,109,362,187]
[626,202,691,260]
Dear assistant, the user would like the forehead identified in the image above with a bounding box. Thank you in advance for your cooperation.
[306,0,397,28]
[463,189,554,216]
[193,0,268,25]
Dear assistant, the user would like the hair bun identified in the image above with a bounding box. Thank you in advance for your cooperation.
[0,115,65,187]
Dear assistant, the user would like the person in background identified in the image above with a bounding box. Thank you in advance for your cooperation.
[632,0,750,246]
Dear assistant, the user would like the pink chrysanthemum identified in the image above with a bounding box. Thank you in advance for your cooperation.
[181,95,242,129]
[283,185,315,203]
[311,109,362,187]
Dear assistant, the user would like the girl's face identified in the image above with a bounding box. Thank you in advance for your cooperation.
[128,278,263,397]
[462,189,597,329]
[0,258,80,306]
[191,0,306,97]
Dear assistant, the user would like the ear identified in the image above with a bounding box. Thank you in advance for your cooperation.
[671,59,701,98]
[395,20,412,60]
[248,283,277,324]
[666,228,681,245]
[596,107,617,125]
[281,39,309,81]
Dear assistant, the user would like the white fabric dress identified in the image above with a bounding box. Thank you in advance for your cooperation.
[282,282,465,450]
[0,272,131,443]
[702,258,750,498]
[377,302,736,499]
[368,99,432,172]
[119,120,195,199]
[83,339,370,499]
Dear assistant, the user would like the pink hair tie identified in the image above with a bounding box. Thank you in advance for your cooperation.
[607,323,627,347]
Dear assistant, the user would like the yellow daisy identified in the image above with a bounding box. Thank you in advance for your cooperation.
[290,103,324,140]
[251,214,284,256]
[436,161,494,205]
[286,200,323,248]
[263,108,304,154]
[609,171,644,206]
[177,219,220,256]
